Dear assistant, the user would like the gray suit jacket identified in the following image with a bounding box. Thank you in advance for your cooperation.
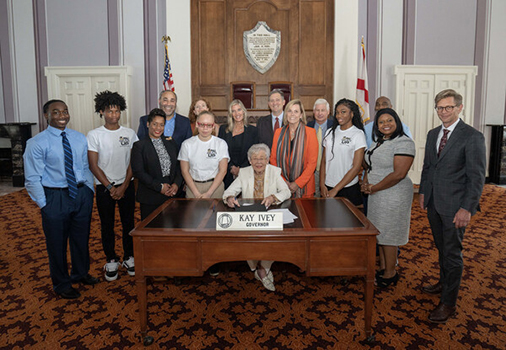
[419,119,486,217]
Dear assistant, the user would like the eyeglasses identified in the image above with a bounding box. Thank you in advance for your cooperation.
[250,157,267,162]
[435,105,457,113]
[197,122,214,129]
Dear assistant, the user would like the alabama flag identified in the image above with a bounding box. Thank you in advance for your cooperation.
[356,37,370,123]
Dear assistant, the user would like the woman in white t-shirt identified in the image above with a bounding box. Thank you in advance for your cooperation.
[319,98,366,206]
[178,111,230,199]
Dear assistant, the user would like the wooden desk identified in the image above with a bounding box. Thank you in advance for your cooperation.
[132,198,378,345]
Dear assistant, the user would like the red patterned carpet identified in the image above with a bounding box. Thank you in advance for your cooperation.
[1,185,505,349]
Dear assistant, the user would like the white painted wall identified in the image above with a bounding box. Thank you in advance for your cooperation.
[166,0,192,118]
[482,0,506,125]
[46,0,109,66]
[10,0,38,129]
[122,0,146,132]
[414,0,477,65]
[0,54,4,123]
[334,0,358,102]
[376,0,403,108]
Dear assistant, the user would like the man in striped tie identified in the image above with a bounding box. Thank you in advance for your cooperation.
[24,100,98,299]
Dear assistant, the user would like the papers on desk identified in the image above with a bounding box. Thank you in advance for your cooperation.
[268,208,298,224]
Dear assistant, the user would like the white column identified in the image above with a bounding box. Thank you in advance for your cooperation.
[334,0,359,102]
[167,0,192,117]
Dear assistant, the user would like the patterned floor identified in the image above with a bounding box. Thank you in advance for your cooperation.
[0,186,505,349]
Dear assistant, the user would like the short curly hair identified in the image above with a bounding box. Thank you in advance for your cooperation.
[94,90,127,115]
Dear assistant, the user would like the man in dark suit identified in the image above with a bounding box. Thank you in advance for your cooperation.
[137,90,192,149]
[256,89,286,149]
[307,98,334,197]
[419,89,486,323]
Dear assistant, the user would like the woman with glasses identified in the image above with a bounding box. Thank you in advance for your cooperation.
[269,99,319,198]
[131,108,183,220]
[320,99,366,205]
[178,111,229,199]
[222,143,290,291]
[188,98,212,135]
[361,108,415,288]
[218,100,259,189]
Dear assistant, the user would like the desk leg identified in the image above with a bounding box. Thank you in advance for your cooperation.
[137,277,154,346]
[364,276,374,342]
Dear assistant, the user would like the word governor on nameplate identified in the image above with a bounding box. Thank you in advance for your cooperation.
[216,212,283,231]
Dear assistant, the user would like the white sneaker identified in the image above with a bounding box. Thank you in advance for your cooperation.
[122,256,135,276]
[104,260,120,281]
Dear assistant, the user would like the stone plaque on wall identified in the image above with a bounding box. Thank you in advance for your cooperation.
[243,21,280,74]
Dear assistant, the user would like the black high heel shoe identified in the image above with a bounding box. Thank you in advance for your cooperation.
[375,269,385,279]
[376,272,399,288]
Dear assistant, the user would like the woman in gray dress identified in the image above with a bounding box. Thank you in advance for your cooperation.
[362,108,415,288]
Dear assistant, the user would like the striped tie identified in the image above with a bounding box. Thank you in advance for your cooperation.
[61,132,78,198]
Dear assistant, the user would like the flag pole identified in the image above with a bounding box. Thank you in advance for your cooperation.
[162,35,175,92]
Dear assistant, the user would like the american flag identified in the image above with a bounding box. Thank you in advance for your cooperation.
[356,37,370,123]
[163,44,175,92]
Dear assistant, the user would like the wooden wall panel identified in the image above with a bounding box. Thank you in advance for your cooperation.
[299,1,325,85]
[191,0,333,116]
[199,1,227,85]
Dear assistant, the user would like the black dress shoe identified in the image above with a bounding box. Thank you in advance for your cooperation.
[58,287,81,299]
[78,274,100,285]
[428,303,456,323]
[422,282,442,295]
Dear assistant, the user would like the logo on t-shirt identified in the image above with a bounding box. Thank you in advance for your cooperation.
[119,136,130,147]
[341,136,351,145]
[207,148,217,158]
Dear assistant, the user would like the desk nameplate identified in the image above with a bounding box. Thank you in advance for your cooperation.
[216,211,283,231]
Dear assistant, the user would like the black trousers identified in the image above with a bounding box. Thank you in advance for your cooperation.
[96,182,135,261]
[427,200,466,307]
[41,185,94,293]
[326,182,363,206]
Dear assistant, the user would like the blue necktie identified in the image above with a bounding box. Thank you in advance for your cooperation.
[61,132,78,198]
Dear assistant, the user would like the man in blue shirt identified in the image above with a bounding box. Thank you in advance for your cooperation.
[364,96,413,148]
[24,99,98,299]
[137,90,192,149]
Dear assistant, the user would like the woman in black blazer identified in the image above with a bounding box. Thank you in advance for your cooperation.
[218,99,259,188]
[131,108,183,220]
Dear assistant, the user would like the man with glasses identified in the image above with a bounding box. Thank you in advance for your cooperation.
[137,90,192,149]
[419,89,486,323]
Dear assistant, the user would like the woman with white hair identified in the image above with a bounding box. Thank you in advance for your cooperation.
[218,99,259,188]
[223,143,291,291]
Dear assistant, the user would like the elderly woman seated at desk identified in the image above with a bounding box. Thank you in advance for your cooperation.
[222,143,291,291]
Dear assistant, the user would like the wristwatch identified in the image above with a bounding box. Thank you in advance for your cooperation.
[106,183,114,191]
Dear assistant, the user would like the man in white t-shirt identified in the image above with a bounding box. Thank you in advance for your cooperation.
[87,91,138,282]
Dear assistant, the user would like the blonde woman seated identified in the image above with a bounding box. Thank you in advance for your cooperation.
[223,143,291,291]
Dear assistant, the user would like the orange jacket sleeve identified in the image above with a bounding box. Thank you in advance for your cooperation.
[294,126,318,195]
[269,128,282,168]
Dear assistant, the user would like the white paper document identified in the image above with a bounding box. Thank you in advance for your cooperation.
[267,208,298,224]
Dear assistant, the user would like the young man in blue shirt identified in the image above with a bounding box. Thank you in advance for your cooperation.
[24,99,98,299]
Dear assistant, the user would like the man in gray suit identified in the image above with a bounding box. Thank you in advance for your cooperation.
[307,98,333,197]
[419,89,486,323]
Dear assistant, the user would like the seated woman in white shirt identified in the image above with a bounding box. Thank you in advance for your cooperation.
[222,143,291,291]
[178,111,230,199]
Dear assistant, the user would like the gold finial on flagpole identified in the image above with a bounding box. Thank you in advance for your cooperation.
[162,35,171,44]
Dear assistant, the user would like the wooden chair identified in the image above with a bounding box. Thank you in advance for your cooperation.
[230,82,256,109]
[268,81,293,105]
